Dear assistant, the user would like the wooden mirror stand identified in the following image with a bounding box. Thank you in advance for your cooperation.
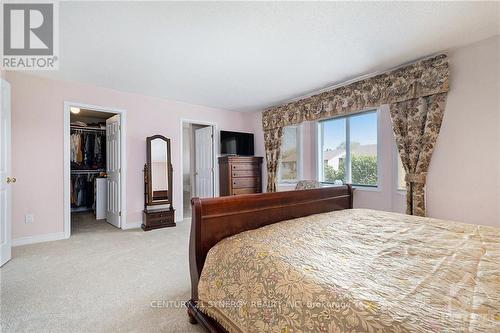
[142,135,175,230]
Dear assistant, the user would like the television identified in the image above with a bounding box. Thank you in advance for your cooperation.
[220,131,254,156]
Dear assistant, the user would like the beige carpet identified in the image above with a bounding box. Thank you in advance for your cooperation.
[1,213,205,333]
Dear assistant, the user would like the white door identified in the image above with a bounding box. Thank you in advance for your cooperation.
[106,115,121,228]
[195,126,214,198]
[0,79,12,267]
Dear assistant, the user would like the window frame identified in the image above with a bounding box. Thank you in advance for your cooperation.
[278,125,302,184]
[317,109,380,189]
[394,144,407,192]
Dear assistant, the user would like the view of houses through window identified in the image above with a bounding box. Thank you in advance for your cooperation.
[319,111,378,187]
[279,126,300,182]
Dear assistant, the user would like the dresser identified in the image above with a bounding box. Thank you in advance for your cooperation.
[219,156,263,196]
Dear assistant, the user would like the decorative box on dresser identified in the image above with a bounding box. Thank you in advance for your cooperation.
[219,156,263,196]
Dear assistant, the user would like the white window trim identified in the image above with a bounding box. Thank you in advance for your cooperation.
[393,143,407,194]
[278,124,302,185]
[317,109,380,189]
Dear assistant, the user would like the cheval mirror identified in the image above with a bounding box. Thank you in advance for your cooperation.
[142,135,175,230]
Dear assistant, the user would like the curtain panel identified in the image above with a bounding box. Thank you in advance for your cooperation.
[264,128,283,192]
[262,54,449,216]
[390,93,448,216]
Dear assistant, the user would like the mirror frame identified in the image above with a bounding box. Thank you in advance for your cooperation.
[145,135,173,208]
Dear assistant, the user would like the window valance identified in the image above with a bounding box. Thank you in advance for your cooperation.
[262,54,449,131]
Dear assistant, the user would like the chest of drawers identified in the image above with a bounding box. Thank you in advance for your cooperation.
[218,156,263,196]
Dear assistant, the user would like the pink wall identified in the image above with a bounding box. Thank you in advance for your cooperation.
[6,72,261,239]
[425,36,499,226]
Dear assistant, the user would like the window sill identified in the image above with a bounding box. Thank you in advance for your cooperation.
[320,183,381,192]
[352,185,381,192]
[278,182,298,187]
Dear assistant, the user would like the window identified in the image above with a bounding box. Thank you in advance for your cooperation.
[397,154,406,191]
[319,111,378,187]
[279,126,300,183]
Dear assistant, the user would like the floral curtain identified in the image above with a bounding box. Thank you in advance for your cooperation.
[262,54,449,215]
[263,128,283,192]
[390,93,448,216]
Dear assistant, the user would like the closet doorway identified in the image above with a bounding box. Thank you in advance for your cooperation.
[180,120,217,219]
[63,103,127,238]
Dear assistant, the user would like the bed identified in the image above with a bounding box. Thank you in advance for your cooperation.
[186,186,499,332]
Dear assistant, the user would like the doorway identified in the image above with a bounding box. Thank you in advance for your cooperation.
[63,102,127,238]
[181,120,217,219]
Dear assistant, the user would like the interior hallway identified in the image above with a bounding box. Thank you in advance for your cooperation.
[0,217,203,333]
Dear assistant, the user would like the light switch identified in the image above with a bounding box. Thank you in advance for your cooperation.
[25,214,34,224]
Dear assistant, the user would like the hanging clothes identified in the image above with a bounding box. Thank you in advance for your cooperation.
[70,174,97,209]
[70,123,107,213]
[70,129,106,170]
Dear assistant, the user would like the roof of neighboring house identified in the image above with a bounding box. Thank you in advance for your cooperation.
[352,144,377,156]
[323,149,344,160]
[323,144,376,160]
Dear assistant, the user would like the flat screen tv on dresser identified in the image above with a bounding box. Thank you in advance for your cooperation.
[220,131,254,156]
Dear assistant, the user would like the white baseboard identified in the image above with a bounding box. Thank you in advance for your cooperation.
[122,221,142,230]
[12,232,67,247]
[13,219,187,245]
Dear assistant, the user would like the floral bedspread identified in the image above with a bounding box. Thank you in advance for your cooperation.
[198,209,499,333]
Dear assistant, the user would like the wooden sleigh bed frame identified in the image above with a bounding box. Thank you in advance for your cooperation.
[186,185,354,333]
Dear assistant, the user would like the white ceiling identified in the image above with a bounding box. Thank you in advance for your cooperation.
[33,2,500,112]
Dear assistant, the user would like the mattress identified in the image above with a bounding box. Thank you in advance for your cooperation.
[197,209,500,333]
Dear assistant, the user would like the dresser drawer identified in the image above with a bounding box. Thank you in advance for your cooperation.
[231,164,259,171]
[232,188,259,195]
[148,217,172,227]
[149,212,174,223]
[142,209,175,230]
[232,170,260,178]
[232,177,260,189]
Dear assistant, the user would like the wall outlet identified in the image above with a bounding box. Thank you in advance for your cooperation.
[25,214,34,224]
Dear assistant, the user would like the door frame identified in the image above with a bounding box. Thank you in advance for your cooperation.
[0,78,12,266]
[179,119,218,219]
[63,102,127,238]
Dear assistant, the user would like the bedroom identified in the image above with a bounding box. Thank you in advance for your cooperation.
[0,1,499,332]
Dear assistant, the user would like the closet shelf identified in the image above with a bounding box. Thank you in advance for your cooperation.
[70,126,106,132]
[71,169,106,174]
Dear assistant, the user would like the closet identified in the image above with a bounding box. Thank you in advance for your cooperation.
[70,126,106,213]
[70,109,119,232]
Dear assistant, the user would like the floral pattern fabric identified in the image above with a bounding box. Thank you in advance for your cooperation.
[264,128,283,192]
[295,180,321,190]
[198,209,499,333]
[390,93,448,216]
